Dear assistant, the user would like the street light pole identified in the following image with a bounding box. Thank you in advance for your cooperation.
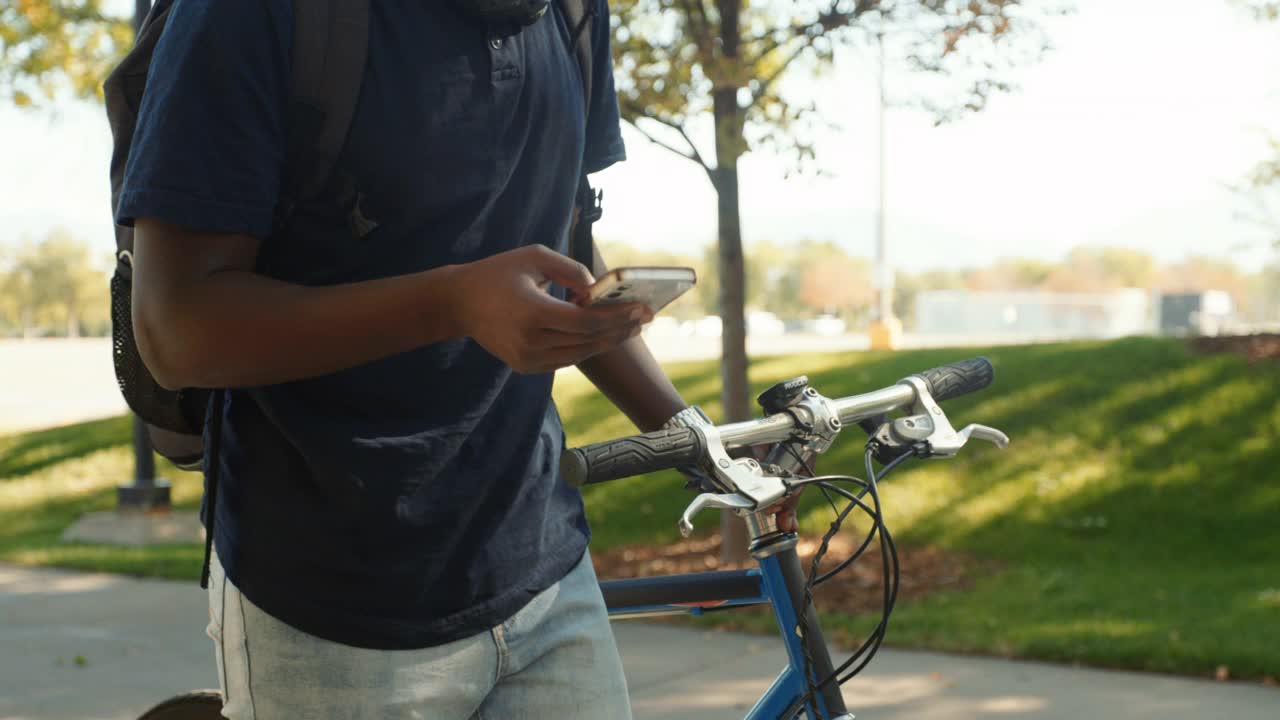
[118,0,169,512]
[868,30,901,350]
[875,30,888,323]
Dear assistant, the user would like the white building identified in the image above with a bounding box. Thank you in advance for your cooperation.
[914,289,1154,341]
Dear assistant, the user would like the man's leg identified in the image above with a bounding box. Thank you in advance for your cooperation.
[477,550,632,720]
[206,551,497,720]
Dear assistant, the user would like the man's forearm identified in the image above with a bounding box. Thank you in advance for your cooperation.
[136,266,463,390]
[576,335,687,432]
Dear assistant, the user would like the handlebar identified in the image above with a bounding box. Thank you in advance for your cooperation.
[562,357,995,488]
[913,356,995,403]
[561,427,705,488]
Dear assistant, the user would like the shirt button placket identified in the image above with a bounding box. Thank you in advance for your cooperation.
[488,29,520,83]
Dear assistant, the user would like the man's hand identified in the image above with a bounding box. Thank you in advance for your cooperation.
[755,444,806,534]
[453,245,652,374]
[768,495,802,533]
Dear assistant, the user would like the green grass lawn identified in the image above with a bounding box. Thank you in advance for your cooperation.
[2,337,1278,679]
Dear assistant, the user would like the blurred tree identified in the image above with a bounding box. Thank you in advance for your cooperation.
[967,257,1055,291]
[1235,0,1280,20]
[1232,2,1279,247]
[798,257,873,317]
[1094,247,1156,288]
[0,244,34,336]
[893,267,965,328]
[610,0,1056,428]
[697,242,770,316]
[752,239,807,319]
[0,0,132,107]
[790,240,873,318]
[1237,137,1280,248]
[1244,262,1280,323]
[1,229,109,337]
[1043,246,1155,292]
[746,239,794,312]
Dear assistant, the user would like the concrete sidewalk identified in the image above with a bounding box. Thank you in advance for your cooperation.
[2,563,1276,720]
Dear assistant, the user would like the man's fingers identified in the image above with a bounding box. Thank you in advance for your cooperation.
[528,245,594,295]
[534,318,644,349]
[768,493,802,533]
[517,324,644,373]
[536,296,649,336]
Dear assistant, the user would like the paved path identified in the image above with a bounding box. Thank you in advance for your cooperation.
[2,563,1276,719]
[0,339,125,434]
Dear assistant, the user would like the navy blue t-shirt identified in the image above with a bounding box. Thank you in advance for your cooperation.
[117,0,625,650]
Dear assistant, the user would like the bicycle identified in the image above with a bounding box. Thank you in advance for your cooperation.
[139,357,1007,720]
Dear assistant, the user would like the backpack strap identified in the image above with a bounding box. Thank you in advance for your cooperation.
[561,0,600,270]
[562,0,593,104]
[276,0,374,238]
[198,389,226,589]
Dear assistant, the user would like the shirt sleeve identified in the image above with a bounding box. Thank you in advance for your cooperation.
[116,0,293,239]
[582,0,626,175]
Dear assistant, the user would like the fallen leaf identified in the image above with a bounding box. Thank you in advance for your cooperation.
[1215,665,1229,682]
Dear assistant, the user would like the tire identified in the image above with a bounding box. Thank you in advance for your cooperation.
[137,691,224,720]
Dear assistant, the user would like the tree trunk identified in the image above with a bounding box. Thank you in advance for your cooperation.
[713,162,749,426]
[713,0,751,562]
[713,163,752,564]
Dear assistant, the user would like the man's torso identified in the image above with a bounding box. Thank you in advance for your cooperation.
[117,0,624,649]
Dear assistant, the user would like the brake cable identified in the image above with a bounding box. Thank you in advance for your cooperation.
[777,446,909,719]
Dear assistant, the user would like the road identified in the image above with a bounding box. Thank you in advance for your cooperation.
[0,333,1047,434]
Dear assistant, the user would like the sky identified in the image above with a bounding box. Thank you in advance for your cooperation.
[0,0,1276,273]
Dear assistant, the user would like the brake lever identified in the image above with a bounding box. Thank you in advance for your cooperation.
[957,423,1009,449]
[895,376,1010,458]
[678,492,754,538]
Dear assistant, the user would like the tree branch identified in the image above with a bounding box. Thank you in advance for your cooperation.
[751,43,811,104]
[666,0,715,64]
[644,113,714,171]
[746,0,876,105]
[693,0,713,45]
[744,0,876,65]
[624,116,716,183]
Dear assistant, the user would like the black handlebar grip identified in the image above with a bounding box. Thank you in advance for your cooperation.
[914,356,995,403]
[561,427,706,488]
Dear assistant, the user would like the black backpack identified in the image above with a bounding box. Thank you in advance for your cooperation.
[105,0,602,471]
[106,0,603,587]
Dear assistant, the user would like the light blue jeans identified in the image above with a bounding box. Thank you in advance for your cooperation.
[206,549,631,719]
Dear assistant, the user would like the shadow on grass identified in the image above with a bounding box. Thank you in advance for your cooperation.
[0,416,133,480]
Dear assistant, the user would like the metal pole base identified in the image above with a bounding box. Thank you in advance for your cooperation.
[117,480,172,512]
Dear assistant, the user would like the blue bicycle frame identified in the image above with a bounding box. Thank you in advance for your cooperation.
[600,535,848,720]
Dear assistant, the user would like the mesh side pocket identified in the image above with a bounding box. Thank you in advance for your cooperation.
[111,269,207,434]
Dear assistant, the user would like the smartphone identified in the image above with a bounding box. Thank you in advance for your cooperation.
[585,266,697,313]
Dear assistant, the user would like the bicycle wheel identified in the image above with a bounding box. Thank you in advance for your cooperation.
[137,691,224,720]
